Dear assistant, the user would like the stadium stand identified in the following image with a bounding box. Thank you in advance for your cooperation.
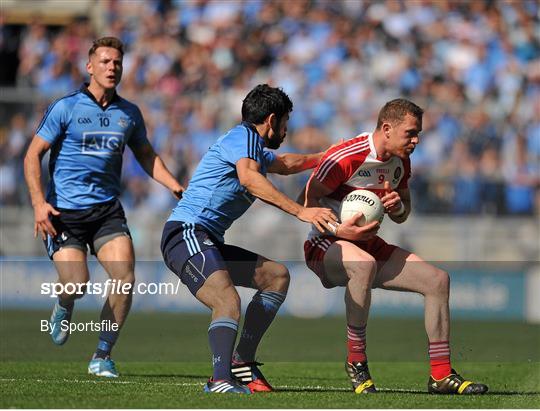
[1,0,538,259]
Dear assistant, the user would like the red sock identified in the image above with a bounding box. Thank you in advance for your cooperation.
[429,340,452,380]
[347,324,367,363]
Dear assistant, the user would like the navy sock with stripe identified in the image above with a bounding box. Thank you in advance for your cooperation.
[208,317,238,381]
[58,298,74,310]
[234,291,285,363]
[95,329,119,359]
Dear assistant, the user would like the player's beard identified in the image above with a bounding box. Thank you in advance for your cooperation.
[267,127,284,150]
[267,138,280,150]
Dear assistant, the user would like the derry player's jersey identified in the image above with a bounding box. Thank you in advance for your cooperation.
[307,132,411,239]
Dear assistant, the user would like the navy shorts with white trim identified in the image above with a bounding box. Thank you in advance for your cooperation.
[161,221,259,296]
[43,199,131,259]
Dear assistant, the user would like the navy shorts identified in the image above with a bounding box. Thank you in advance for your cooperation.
[161,221,259,296]
[43,199,131,259]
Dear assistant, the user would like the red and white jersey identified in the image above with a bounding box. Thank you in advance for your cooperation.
[307,132,411,239]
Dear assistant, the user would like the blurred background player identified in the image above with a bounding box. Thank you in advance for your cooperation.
[161,84,337,394]
[23,36,184,378]
[303,99,488,395]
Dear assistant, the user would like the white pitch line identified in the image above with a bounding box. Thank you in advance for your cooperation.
[0,378,199,387]
[275,385,420,393]
[0,378,417,392]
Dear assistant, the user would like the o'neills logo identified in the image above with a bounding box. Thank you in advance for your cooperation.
[344,194,375,206]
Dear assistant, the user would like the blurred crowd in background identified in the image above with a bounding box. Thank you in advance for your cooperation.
[1,0,539,215]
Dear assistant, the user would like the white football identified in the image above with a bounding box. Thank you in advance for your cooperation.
[339,189,384,226]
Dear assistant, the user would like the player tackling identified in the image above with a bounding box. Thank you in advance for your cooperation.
[161,84,337,394]
[302,99,488,395]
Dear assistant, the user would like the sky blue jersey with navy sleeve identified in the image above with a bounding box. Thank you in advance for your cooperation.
[36,85,150,209]
[168,122,276,242]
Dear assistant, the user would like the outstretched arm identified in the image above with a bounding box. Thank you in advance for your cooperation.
[268,138,346,175]
[131,142,185,199]
[24,135,60,239]
[267,152,324,175]
[237,157,337,233]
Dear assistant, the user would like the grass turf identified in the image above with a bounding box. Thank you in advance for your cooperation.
[1,310,539,408]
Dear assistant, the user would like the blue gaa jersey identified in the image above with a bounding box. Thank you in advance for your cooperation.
[36,85,150,209]
[168,123,276,242]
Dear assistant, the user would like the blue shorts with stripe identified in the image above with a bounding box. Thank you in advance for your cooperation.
[161,221,259,296]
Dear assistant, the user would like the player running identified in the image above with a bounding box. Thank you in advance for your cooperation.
[24,37,184,378]
[302,99,488,395]
[161,84,337,394]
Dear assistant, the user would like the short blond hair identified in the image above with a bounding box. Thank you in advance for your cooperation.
[376,99,423,129]
[88,36,124,57]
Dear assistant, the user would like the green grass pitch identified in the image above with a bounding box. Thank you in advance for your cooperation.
[1,310,539,408]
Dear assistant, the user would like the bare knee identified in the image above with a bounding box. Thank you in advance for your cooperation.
[269,264,290,293]
[72,281,88,300]
[111,270,136,289]
[54,259,90,301]
[346,258,377,287]
[57,275,90,301]
[212,285,241,321]
[426,268,450,297]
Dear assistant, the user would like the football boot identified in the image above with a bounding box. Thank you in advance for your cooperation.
[204,378,252,394]
[345,361,377,394]
[231,361,273,392]
[428,369,488,395]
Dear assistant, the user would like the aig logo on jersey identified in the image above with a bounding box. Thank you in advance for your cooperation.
[82,131,124,155]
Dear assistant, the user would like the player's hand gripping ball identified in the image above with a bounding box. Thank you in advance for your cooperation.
[339,189,384,226]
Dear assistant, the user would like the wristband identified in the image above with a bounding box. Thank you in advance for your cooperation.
[328,222,341,236]
[392,202,406,217]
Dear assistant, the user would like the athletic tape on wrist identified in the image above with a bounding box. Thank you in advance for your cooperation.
[392,202,406,217]
[328,222,340,236]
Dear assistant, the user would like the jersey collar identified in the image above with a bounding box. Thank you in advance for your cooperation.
[367,132,381,160]
[241,121,267,145]
[241,121,260,135]
[80,83,120,110]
